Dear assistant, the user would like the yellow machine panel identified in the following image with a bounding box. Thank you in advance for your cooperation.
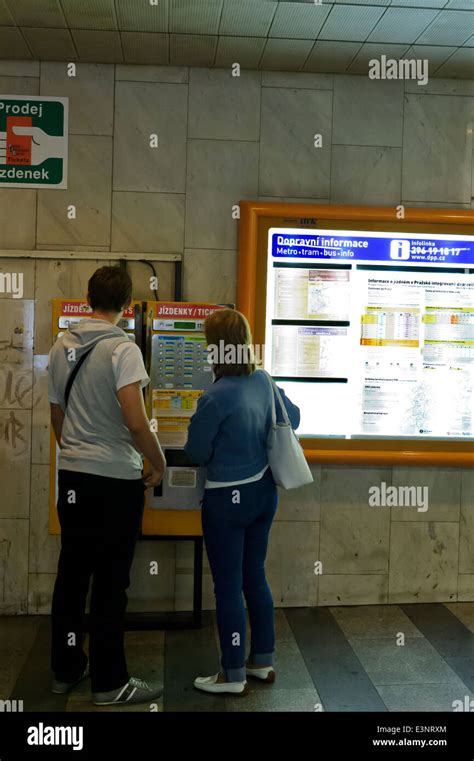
[141,301,226,536]
[48,299,227,538]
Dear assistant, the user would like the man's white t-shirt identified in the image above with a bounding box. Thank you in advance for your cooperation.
[48,343,149,404]
[48,328,150,480]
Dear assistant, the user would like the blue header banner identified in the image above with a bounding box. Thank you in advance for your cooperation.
[271,231,474,267]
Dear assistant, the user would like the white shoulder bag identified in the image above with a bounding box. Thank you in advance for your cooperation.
[262,370,314,490]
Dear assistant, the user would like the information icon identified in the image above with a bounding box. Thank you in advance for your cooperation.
[390,240,410,260]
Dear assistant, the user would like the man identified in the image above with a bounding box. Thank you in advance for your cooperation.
[48,266,166,706]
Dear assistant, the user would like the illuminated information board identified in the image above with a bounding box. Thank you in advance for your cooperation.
[266,228,474,440]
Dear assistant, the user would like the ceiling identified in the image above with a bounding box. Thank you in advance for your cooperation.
[0,0,472,78]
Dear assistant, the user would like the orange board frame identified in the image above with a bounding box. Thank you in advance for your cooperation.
[237,201,474,468]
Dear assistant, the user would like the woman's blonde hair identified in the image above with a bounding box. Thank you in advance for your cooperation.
[205,308,256,378]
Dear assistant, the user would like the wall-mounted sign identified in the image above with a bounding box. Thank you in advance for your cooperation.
[151,301,226,331]
[266,226,474,440]
[0,95,68,188]
[271,229,474,267]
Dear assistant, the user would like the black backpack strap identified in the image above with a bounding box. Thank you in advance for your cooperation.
[64,347,94,407]
[63,336,131,408]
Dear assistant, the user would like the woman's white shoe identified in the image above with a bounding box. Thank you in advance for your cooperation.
[194,673,248,695]
[245,665,276,683]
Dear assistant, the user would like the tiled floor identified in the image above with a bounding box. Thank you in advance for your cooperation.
[1,604,474,712]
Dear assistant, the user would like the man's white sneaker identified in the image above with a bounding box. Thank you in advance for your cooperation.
[194,674,248,695]
[246,665,276,683]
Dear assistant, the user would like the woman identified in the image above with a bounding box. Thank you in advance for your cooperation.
[184,309,300,695]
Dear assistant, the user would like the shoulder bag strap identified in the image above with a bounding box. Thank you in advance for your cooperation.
[260,369,276,425]
[261,369,291,426]
[64,336,133,407]
[64,347,95,407]
[271,380,291,426]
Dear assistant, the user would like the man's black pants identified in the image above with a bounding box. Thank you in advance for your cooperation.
[51,470,145,693]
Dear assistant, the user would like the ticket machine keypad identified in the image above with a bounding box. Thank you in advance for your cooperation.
[151,333,212,390]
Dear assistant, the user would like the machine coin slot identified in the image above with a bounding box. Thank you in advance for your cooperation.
[165,448,198,468]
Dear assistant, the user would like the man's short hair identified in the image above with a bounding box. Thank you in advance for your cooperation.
[88,266,132,313]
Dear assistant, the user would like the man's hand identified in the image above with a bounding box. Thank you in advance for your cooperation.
[50,403,65,447]
[117,381,166,476]
[143,467,164,488]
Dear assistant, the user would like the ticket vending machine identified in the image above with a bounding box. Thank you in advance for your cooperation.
[49,298,228,537]
[141,301,226,536]
[48,299,142,533]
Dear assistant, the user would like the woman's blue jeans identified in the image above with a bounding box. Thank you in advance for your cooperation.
[202,468,278,682]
